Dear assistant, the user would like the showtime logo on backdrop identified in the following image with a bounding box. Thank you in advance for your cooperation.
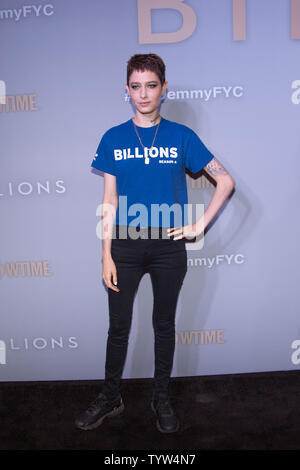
[0,4,54,21]
[0,80,6,105]
[0,79,40,112]
[0,93,38,113]
[175,329,225,345]
[0,261,53,279]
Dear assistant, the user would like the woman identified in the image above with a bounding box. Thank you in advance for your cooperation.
[75,54,235,433]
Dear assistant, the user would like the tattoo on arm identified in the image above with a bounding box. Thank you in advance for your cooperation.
[204,157,229,177]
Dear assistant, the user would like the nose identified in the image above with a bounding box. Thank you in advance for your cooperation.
[140,86,147,99]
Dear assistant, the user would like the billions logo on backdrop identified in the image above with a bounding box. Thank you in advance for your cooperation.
[137,0,300,44]
[0,180,66,198]
[7,337,78,351]
[0,337,79,365]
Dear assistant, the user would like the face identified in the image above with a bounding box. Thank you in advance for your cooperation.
[126,69,168,117]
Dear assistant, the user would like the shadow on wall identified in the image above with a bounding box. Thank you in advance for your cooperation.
[129,98,261,379]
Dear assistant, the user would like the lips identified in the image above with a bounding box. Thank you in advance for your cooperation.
[140,102,150,106]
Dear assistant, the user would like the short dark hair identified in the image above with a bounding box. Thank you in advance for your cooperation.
[127,53,166,86]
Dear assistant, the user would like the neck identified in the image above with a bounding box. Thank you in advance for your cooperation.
[133,110,161,128]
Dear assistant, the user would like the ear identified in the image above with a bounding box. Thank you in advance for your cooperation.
[125,83,130,95]
[161,80,168,96]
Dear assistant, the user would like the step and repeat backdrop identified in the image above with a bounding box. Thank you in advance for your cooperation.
[1,0,300,381]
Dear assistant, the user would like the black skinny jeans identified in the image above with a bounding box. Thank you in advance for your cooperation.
[102,225,187,402]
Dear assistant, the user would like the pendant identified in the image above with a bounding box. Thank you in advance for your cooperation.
[144,147,150,165]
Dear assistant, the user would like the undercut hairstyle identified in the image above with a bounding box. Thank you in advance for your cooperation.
[127,53,166,86]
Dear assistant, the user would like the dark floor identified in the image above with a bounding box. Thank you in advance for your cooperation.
[0,370,300,451]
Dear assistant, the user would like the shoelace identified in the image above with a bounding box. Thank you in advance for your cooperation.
[87,395,106,413]
[156,399,174,416]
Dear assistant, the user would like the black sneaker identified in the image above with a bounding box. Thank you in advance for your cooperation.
[75,392,124,430]
[151,393,179,433]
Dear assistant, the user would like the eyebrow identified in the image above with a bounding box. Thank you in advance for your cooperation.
[130,80,159,85]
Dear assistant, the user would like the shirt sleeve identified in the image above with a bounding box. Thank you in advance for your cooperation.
[90,132,117,175]
[184,128,214,174]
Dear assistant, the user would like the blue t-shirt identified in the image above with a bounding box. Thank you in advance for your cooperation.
[91,117,214,227]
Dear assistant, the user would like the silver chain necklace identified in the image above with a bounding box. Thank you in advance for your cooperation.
[132,117,161,165]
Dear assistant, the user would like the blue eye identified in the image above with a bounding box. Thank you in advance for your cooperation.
[130,84,158,90]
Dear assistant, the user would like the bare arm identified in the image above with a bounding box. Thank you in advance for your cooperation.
[101,172,120,292]
[199,157,235,231]
[168,156,235,240]
[102,172,118,255]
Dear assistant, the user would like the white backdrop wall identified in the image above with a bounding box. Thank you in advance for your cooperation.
[1,0,300,381]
